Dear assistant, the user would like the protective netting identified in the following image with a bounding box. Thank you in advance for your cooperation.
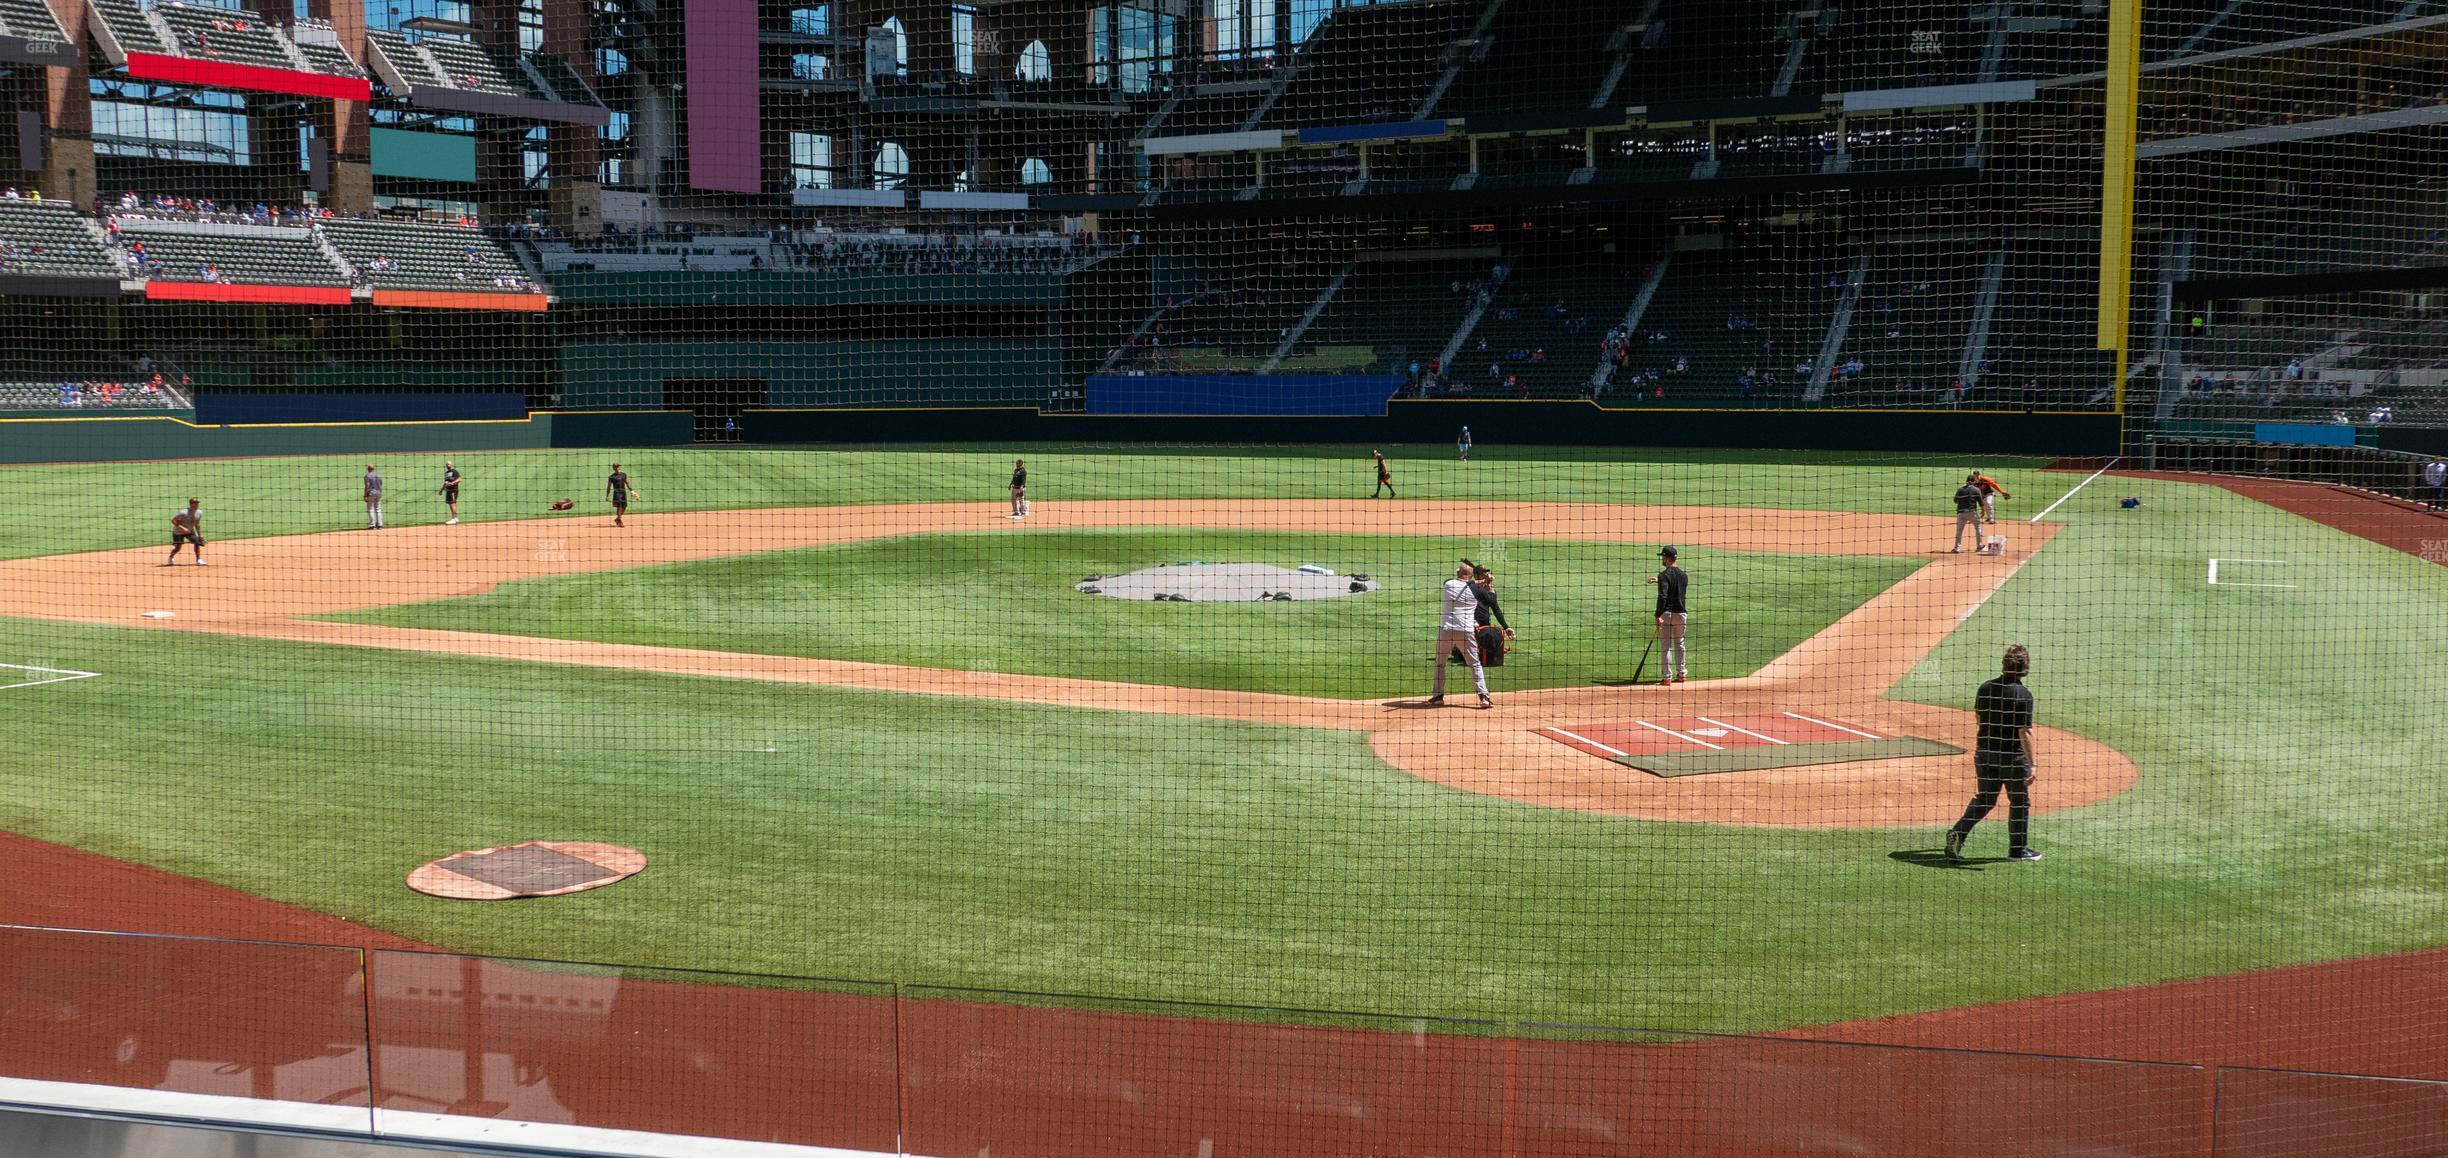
[0,2,2445,1156]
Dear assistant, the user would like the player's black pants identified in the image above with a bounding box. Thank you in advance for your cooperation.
[1950,756,2032,850]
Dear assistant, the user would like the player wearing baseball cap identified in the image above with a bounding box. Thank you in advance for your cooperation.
[1645,546,1689,684]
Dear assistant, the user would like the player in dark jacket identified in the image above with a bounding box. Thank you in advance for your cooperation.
[1951,474,1985,552]
[1946,644,2042,862]
[1453,560,1513,666]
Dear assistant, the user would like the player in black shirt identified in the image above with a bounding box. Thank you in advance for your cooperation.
[1946,644,2041,862]
[1646,546,1689,683]
[1008,459,1029,519]
[441,461,462,525]
[1951,474,1985,553]
[605,463,637,527]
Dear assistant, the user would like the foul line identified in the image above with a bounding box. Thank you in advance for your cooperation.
[0,663,100,691]
[1781,711,1883,740]
[1545,727,1629,757]
[2031,457,2119,523]
[2207,558,2297,588]
[1634,719,1723,751]
[1695,716,1788,745]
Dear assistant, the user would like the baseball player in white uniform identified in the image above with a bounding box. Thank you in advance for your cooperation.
[1429,562,1492,708]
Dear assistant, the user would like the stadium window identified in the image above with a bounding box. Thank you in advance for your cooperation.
[522,125,548,185]
[1090,5,1169,93]
[596,46,628,76]
[953,168,971,191]
[599,109,631,185]
[517,0,543,54]
[790,131,834,188]
[1015,39,1051,82]
[790,4,829,35]
[1020,157,1051,185]
[792,51,829,80]
[1288,0,1328,45]
[91,90,251,165]
[880,15,908,76]
[873,141,910,189]
[952,5,976,75]
[1208,0,1272,59]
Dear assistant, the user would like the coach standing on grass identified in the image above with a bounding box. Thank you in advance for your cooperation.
[1951,473,1984,552]
[1946,644,2042,863]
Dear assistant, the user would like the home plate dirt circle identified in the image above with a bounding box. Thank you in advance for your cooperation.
[407,841,646,900]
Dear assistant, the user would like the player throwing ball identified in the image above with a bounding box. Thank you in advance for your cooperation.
[1428,562,1492,708]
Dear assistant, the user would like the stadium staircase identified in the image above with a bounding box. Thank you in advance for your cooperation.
[1410,0,1505,119]
[1587,0,1661,111]
[0,201,128,282]
[1632,247,1850,403]
[1462,260,1640,397]
[0,0,68,47]
[1591,257,1671,394]
[1820,245,1987,405]
[1300,256,1487,378]
[116,219,347,287]
[1434,0,1630,119]
[316,219,532,294]
[1261,262,1352,372]
[1261,1,1478,130]
[1803,254,1871,403]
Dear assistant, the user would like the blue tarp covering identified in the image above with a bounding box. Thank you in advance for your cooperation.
[1086,374,1402,416]
[196,391,528,425]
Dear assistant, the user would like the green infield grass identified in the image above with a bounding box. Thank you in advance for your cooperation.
[0,446,2059,561]
[329,530,1921,698]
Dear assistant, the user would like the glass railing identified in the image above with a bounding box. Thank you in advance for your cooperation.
[0,923,2430,1157]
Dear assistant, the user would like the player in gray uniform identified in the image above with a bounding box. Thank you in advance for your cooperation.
[1009,459,1029,518]
[165,498,205,565]
[362,465,385,529]
[1428,562,1493,708]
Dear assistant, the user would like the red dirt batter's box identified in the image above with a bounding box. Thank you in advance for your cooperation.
[1533,711,1957,777]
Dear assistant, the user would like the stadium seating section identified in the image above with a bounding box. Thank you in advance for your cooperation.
[0,201,127,281]
[117,220,347,286]
[0,0,69,45]
[317,219,531,292]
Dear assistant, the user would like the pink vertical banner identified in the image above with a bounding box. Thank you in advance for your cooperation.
[685,0,760,193]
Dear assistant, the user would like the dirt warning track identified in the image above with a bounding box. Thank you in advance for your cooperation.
[0,499,2135,827]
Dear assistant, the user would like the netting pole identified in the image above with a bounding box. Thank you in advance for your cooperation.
[2098,0,2144,416]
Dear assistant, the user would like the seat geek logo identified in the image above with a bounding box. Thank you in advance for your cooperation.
[2423,539,2447,563]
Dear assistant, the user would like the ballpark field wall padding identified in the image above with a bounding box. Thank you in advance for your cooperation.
[0,411,693,464]
[741,402,2125,457]
[1086,374,1404,416]
[561,341,1063,408]
[194,391,529,425]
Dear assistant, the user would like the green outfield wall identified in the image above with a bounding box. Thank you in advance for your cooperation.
[0,411,693,464]
[741,402,2125,456]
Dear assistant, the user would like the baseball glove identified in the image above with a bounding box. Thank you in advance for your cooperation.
[550,499,574,510]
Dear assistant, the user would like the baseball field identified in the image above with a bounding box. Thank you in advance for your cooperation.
[0,442,2440,1053]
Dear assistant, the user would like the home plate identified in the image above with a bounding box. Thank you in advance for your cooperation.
[1535,711,1962,777]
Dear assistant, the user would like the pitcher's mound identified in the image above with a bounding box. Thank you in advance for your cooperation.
[1080,562,1378,602]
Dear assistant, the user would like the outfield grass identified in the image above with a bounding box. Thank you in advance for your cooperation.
[0,451,2440,1035]
[0,446,2062,560]
[332,530,1920,697]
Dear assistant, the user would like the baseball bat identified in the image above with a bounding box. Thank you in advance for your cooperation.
[1631,634,1655,686]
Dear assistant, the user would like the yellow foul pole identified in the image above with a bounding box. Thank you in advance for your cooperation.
[2099,0,2144,410]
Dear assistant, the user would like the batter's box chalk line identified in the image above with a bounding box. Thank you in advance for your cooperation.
[0,663,100,691]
